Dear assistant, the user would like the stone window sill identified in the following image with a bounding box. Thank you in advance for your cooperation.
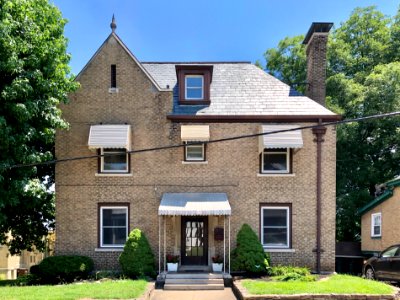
[95,248,123,252]
[263,248,295,253]
[108,88,119,93]
[182,161,208,165]
[257,173,295,177]
[95,173,132,177]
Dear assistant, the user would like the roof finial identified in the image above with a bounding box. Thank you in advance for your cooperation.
[110,14,117,32]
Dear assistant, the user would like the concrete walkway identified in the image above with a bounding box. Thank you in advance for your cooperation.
[150,288,237,300]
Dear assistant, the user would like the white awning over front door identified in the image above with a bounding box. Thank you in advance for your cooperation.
[158,193,231,216]
[259,124,303,152]
[88,124,131,150]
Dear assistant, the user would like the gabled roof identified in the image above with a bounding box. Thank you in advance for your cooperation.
[75,33,165,92]
[358,178,400,215]
[142,62,339,119]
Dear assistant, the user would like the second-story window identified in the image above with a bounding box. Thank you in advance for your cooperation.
[111,64,117,88]
[261,148,290,174]
[185,75,204,100]
[101,148,129,173]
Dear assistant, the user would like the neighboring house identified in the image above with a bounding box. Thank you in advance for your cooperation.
[360,179,400,255]
[55,19,339,274]
[0,245,44,280]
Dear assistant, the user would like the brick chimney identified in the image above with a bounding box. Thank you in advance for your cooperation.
[303,22,333,107]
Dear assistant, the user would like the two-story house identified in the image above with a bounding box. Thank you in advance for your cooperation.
[55,19,339,277]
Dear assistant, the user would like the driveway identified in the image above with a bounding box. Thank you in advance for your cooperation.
[150,288,237,300]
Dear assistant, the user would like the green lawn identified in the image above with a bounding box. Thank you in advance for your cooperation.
[242,274,395,295]
[0,279,148,300]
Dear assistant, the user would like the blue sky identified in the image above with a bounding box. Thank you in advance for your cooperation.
[52,0,400,75]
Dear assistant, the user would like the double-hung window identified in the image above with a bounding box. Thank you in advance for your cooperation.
[100,206,128,247]
[185,142,205,161]
[371,212,381,237]
[261,205,290,248]
[261,148,290,173]
[101,148,129,173]
[185,75,204,100]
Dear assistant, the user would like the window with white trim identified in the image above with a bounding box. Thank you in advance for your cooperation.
[101,148,129,173]
[261,148,290,173]
[185,142,205,161]
[185,75,204,100]
[100,206,128,247]
[261,206,290,248]
[371,212,381,237]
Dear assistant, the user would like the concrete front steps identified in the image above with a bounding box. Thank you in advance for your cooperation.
[164,273,224,290]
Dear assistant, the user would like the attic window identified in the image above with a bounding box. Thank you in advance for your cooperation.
[176,65,213,105]
[109,65,118,93]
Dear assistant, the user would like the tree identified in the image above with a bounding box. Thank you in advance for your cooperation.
[263,6,400,241]
[0,0,78,253]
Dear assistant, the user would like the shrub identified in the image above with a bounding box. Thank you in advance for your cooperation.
[231,224,270,274]
[15,274,41,286]
[268,266,310,277]
[119,228,156,278]
[35,255,94,284]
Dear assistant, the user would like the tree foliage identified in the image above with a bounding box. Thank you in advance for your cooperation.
[263,6,400,241]
[0,0,78,253]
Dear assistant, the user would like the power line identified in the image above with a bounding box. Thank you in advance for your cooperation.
[8,111,400,169]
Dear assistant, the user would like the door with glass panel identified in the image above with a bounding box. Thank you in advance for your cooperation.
[181,217,208,265]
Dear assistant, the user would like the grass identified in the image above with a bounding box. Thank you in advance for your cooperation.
[0,279,148,300]
[242,274,395,295]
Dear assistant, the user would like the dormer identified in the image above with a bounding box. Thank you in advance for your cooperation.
[175,65,213,105]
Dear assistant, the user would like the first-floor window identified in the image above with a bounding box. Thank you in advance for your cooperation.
[261,148,290,173]
[185,142,205,161]
[101,148,129,173]
[371,212,381,237]
[100,206,128,247]
[261,205,290,248]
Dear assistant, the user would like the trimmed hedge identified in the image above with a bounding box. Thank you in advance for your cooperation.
[231,224,270,274]
[119,228,156,278]
[32,255,94,284]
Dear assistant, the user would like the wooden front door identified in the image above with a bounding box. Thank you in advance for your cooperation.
[181,217,208,265]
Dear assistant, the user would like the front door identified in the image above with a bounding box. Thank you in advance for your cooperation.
[181,216,208,265]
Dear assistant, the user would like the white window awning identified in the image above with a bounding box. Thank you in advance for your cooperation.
[181,125,210,142]
[259,125,303,152]
[88,125,131,150]
[158,193,231,216]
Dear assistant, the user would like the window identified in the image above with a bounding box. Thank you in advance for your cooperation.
[185,142,205,161]
[100,205,128,247]
[100,148,129,173]
[176,65,212,104]
[111,65,117,88]
[371,212,381,237]
[261,148,290,173]
[185,75,204,100]
[261,205,290,248]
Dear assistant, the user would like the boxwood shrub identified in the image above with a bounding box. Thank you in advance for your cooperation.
[33,255,94,284]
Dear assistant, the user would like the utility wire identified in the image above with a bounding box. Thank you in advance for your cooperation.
[8,111,400,169]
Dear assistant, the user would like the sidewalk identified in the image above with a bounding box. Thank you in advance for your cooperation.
[150,288,237,300]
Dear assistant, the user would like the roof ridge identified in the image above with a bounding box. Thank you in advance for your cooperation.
[141,61,251,64]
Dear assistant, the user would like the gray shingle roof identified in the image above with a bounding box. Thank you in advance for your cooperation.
[141,62,336,116]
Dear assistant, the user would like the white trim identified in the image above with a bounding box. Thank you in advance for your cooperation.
[261,206,290,248]
[100,206,128,248]
[108,87,119,93]
[257,173,295,177]
[261,148,290,174]
[371,212,382,237]
[100,148,129,173]
[185,75,204,100]
[185,143,205,161]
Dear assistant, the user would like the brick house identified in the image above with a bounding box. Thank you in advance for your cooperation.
[359,178,400,255]
[55,19,339,275]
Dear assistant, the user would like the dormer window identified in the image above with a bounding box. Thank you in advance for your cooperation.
[176,65,213,105]
[185,75,204,100]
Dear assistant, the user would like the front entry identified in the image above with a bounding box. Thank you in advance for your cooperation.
[181,216,208,265]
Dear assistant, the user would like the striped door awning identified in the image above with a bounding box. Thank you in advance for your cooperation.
[259,124,303,152]
[88,125,131,150]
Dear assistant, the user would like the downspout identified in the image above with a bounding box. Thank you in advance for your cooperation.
[312,119,326,274]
